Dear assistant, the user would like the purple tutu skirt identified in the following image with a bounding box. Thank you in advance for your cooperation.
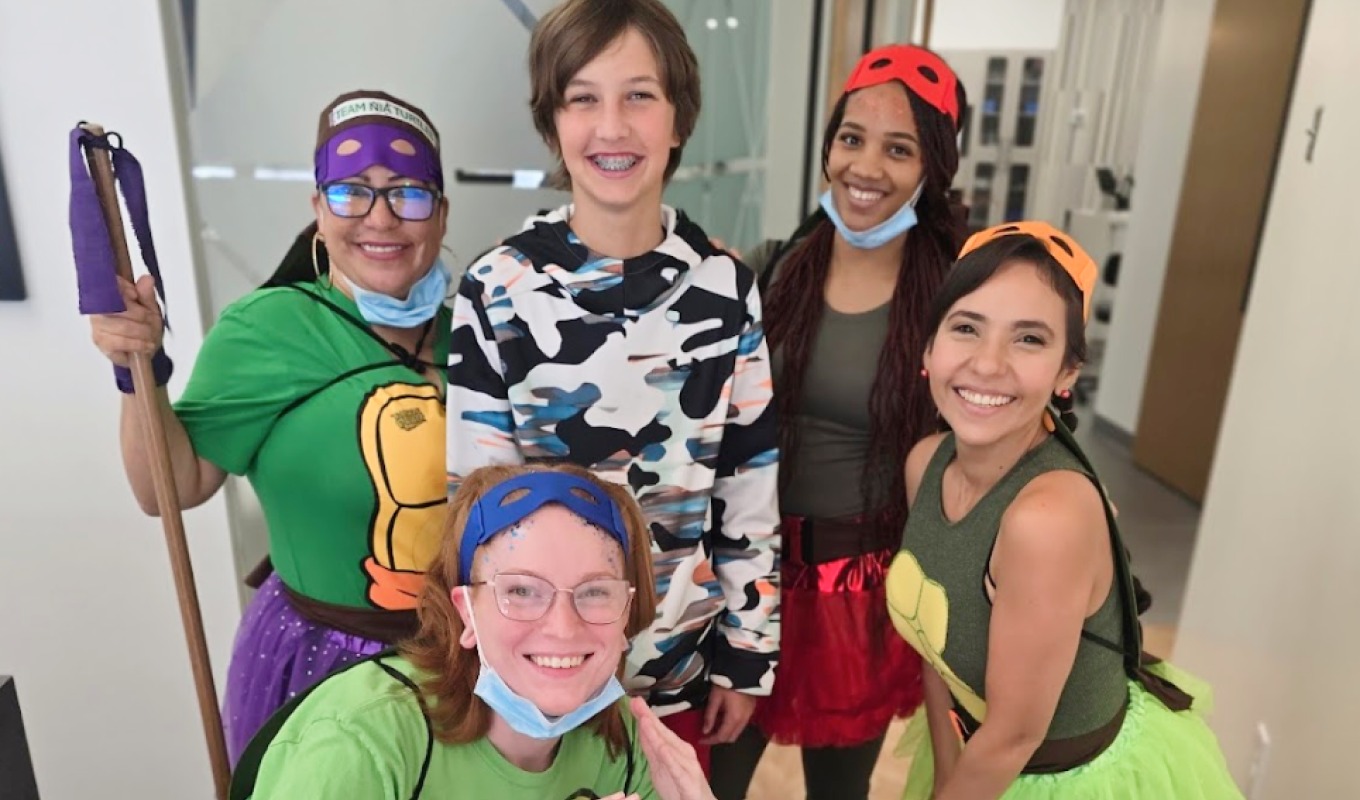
[223,573,387,764]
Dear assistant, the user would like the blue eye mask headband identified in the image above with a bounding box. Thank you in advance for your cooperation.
[458,472,630,580]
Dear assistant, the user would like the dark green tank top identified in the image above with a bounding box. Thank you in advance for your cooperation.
[887,434,1127,740]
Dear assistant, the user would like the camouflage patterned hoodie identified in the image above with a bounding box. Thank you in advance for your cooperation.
[446,204,780,714]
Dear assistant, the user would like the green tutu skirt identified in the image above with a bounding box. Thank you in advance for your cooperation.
[894,662,1243,799]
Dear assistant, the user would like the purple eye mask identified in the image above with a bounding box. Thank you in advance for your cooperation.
[458,472,630,580]
[314,122,443,189]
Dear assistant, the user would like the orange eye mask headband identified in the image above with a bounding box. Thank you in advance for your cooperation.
[958,221,1098,321]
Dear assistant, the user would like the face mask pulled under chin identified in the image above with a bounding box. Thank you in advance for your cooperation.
[461,587,626,740]
[331,258,450,327]
[820,178,926,250]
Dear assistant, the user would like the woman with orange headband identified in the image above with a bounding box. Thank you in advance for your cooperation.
[710,44,967,800]
[887,222,1240,799]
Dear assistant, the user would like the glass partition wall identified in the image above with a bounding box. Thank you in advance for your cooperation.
[662,0,773,253]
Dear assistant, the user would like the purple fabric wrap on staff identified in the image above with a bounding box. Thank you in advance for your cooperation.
[68,127,125,314]
[68,125,169,327]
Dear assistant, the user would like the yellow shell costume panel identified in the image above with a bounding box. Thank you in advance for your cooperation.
[358,381,446,609]
[886,549,988,722]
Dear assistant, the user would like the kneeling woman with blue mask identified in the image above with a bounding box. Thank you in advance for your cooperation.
[232,465,716,800]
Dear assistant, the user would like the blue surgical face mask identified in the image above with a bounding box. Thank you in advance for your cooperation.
[335,258,450,327]
[463,587,626,740]
[819,179,925,250]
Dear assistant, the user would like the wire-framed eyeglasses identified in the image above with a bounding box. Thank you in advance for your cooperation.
[469,572,635,625]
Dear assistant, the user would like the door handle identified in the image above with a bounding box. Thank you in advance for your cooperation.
[1242,105,1325,313]
[1304,106,1324,163]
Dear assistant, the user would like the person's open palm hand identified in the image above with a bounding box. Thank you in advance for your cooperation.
[629,696,716,800]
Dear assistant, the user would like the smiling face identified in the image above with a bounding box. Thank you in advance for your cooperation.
[924,259,1080,447]
[452,504,630,718]
[312,164,447,300]
[825,82,924,235]
[552,26,680,218]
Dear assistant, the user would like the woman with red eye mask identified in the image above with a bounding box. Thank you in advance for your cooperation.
[709,45,968,800]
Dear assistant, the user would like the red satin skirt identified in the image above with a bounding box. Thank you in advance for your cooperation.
[753,514,924,748]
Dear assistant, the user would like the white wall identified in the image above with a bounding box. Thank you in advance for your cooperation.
[1093,0,1217,434]
[0,0,241,797]
[927,0,1066,51]
[1174,0,1360,795]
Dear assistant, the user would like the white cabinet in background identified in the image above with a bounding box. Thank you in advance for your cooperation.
[941,49,1053,229]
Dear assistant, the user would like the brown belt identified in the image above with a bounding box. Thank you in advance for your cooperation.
[783,512,901,565]
[953,698,1127,774]
[244,556,419,644]
[282,583,420,644]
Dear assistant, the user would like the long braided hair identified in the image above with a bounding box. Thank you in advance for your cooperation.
[763,81,966,536]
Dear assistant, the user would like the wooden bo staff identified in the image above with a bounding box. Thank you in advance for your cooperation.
[79,122,231,798]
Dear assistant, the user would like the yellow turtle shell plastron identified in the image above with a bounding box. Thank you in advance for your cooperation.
[358,381,446,610]
[886,549,988,722]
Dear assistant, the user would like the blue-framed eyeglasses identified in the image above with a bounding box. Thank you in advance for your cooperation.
[320,181,440,222]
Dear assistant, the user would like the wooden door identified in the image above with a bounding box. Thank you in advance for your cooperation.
[1131,0,1311,501]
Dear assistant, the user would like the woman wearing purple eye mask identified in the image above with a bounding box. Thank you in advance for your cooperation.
[87,90,453,762]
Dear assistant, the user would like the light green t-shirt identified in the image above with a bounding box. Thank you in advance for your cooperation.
[175,280,450,609]
[248,657,656,800]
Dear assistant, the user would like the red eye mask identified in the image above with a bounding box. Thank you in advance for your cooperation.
[843,44,960,127]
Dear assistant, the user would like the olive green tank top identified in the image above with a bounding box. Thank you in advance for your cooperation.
[754,239,894,519]
[887,434,1127,740]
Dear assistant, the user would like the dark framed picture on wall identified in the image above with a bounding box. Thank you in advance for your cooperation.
[0,136,26,301]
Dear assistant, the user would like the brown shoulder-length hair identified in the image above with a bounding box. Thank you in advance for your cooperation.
[528,0,701,190]
[401,464,658,758]
[763,64,968,537]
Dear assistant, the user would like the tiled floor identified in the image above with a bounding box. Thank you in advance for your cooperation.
[743,418,1201,799]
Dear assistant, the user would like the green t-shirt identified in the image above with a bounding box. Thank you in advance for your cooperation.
[175,280,450,609]
[248,657,656,800]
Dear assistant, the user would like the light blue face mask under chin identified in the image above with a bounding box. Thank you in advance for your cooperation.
[335,257,450,328]
[463,587,626,741]
[819,179,925,250]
